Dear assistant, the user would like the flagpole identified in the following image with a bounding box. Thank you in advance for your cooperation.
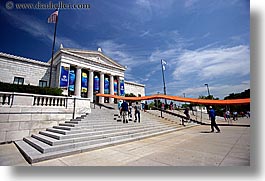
[49,12,58,88]
[161,59,167,105]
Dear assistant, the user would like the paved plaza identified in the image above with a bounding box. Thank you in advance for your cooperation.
[0,118,250,166]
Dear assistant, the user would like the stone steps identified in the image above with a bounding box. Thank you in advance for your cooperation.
[23,125,179,154]
[39,123,177,141]
[14,109,198,164]
[15,126,188,164]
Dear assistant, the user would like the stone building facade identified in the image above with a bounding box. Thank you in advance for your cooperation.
[0,47,145,103]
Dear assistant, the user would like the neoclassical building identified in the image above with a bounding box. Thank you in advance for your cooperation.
[0,46,145,103]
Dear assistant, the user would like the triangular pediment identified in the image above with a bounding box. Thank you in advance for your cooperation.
[62,48,125,70]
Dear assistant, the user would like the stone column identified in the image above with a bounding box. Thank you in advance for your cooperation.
[109,75,114,103]
[99,72,104,103]
[87,70,94,102]
[74,67,81,97]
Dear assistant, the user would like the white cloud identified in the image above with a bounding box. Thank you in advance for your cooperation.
[173,45,250,80]
[97,40,135,67]
[184,0,199,8]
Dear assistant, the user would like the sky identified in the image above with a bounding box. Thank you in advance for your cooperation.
[0,0,250,99]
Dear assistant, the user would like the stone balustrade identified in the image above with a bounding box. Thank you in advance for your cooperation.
[0,91,91,143]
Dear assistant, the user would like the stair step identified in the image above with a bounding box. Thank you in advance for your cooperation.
[32,134,58,146]
[23,137,50,153]
[53,125,80,131]
[59,123,76,127]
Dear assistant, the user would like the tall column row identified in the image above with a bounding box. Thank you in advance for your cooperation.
[70,66,123,103]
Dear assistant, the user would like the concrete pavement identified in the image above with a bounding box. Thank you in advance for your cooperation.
[0,120,250,166]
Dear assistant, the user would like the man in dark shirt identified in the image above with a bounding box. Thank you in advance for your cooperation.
[121,101,129,123]
[209,106,220,133]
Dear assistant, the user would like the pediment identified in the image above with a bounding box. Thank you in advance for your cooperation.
[63,49,125,69]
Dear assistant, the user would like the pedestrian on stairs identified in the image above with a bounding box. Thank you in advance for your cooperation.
[121,100,129,123]
[118,100,123,116]
[134,102,141,123]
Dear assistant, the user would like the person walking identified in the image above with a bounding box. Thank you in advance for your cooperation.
[121,100,129,123]
[184,107,190,122]
[209,106,220,133]
[134,104,141,123]
[118,100,122,116]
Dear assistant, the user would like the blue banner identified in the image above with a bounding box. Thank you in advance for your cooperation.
[68,70,75,91]
[94,76,99,91]
[60,66,69,88]
[81,72,88,93]
[114,80,118,95]
[104,78,109,94]
[120,79,125,96]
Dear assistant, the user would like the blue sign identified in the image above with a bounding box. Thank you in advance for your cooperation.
[114,80,118,94]
[104,78,109,94]
[120,79,125,96]
[81,72,88,93]
[94,76,99,91]
[60,66,69,88]
[68,70,75,91]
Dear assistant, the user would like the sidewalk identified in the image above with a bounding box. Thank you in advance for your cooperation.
[0,123,250,166]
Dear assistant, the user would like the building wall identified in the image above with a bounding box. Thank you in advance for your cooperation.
[124,81,145,97]
[0,53,56,86]
[0,52,145,99]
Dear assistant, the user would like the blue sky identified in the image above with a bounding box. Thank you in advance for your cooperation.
[0,0,250,99]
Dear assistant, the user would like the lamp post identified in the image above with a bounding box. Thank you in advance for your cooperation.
[204,83,211,120]
[204,83,211,98]
[183,93,186,107]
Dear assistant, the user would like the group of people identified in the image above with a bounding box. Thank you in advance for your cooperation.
[117,100,221,133]
[118,100,141,124]
[224,110,250,123]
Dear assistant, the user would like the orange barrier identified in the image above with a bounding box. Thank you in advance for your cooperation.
[96,93,250,105]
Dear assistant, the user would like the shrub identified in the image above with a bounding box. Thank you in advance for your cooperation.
[0,82,63,96]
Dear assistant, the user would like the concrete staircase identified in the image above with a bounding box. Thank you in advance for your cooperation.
[15,106,197,164]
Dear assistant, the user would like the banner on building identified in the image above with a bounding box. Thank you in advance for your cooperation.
[94,75,99,92]
[120,79,125,96]
[59,66,69,88]
[81,72,88,93]
[114,80,118,95]
[68,69,75,91]
[104,78,109,94]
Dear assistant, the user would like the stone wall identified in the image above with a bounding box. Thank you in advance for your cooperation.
[124,81,145,97]
[0,52,56,86]
[0,92,91,143]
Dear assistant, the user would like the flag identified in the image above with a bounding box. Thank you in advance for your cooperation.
[161,59,166,70]
[48,9,58,23]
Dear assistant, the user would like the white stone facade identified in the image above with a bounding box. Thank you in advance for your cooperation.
[0,48,145,102]
[124,80,145,97]
[0,52,56,86]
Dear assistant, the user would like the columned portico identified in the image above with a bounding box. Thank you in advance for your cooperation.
[99,72,104,103]
[109,75,114,103]
[88,70,94,101]
[74,67,82,97]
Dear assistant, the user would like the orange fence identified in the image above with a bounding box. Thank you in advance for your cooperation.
[96,93,250,105]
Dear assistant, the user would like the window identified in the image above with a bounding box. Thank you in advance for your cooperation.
[39,80,48,87]
[13,77,24,85]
